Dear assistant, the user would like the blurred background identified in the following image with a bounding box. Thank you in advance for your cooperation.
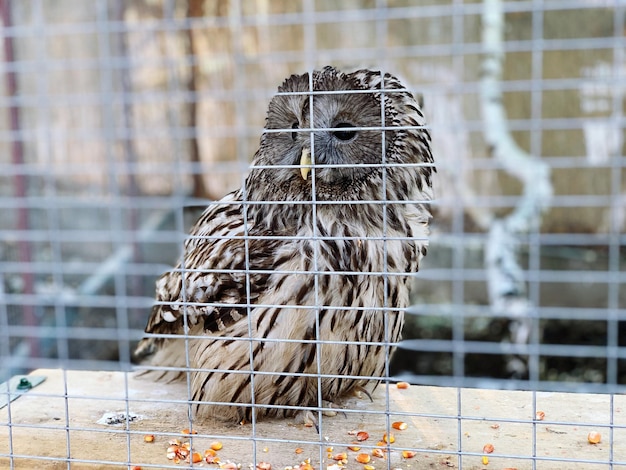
[1,0,624,392]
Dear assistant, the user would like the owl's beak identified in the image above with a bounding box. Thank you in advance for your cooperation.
[300,148,312,180]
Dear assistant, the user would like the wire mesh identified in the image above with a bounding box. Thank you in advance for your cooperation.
[1,0,625,469]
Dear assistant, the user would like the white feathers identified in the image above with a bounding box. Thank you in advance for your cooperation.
[161,311,177,323]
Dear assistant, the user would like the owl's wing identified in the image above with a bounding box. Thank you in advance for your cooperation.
[133,190,279,361]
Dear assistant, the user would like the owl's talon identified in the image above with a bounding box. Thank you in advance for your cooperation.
[353,385,374,402]
[295,402,345,433]
[299,410,320,433]
[322,400,347,419]
[322,400,338,417]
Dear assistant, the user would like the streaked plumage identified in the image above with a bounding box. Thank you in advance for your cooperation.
[134,66,434,422]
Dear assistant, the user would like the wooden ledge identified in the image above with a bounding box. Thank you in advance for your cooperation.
[1,369,624,469]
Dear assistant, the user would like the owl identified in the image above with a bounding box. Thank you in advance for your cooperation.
[134,66,434,425]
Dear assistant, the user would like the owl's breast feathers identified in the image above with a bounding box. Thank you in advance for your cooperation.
[134,180,426,363]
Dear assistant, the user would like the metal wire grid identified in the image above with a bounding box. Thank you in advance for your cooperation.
[0,0,625,468]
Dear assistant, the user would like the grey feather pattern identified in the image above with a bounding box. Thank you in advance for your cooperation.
[134,66,434,421]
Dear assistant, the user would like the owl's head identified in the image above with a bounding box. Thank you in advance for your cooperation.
[249,66,433,202]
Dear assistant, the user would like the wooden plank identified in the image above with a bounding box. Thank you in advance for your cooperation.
[0,369,624,469]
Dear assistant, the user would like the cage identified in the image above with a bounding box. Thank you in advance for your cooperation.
[1,0,625,469]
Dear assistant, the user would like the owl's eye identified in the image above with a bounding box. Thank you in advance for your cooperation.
[291,122,299,141]
[332,122,357,141]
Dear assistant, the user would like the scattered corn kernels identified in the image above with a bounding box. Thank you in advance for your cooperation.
[392,421,408,430]
[482,456,489,465]
[536,411,546,421]
[356,453,371,464]
[402,450,417,458]
[220,463,240,470]
[143,434,155,443]
[364,466,375,470]
[297,462,314,470]
[332,452,348,461]
[182,428,198,435]
[210,441,223,451]
[483,443,495,454]
[372,448,385,458]
[396,382,410,389]
[383,433,395,443]
[347,445,361,451]
[256,462,271,470]
[356,431,369,441]
[191,452,203,463]
[588,432,602,444]
[295,447,304,454]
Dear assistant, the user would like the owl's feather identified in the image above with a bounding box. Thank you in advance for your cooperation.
[134,66,434,422]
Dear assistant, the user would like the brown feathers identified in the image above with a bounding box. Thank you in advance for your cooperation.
[134,67,434,421]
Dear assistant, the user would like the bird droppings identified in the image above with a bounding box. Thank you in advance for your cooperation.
[96,411,143,426]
